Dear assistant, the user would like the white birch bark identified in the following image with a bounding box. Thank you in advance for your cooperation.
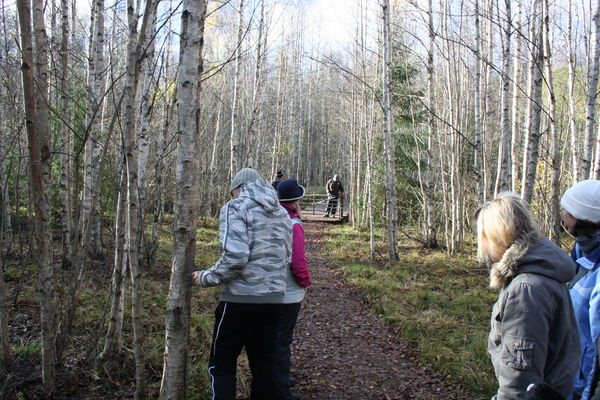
[423,0,437,248]
[81,0,105,255]
[17,0,56,389]
[474,0,484,204]
[584,0,600,179]
[542,0,560,241]
[511,1,523,192]
[246,0,265,169]
[229,0,244,177]
[496,0,512,194]
[520,0,543,204]
[159,1,207,398]
[59,0,72,266]
[96,166,126,369]
[123,1,158,396]
[568,0,580,182]
[382,0,399,261]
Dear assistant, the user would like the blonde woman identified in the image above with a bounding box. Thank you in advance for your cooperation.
[475,194,580,400]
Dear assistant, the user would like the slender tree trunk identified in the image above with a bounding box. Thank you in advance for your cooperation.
[123,1,158,397]
[496,0,512,194]
[521,0,543,204]
[246,0,265,168]
[542,0,560,241]
[17,0,56,390]
[382,0,399,261]
[474,0,484,204]
[96,165,126,369]
[511,1,523,192]
[159,1,207,398]
[568,0,580,182]
[584,0,600,179]
[423,0,437,248]
[58,0,72,266]
[229,0,244,177]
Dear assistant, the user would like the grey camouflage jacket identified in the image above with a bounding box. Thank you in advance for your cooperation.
[488,233,580,400]
[198,179,292,300]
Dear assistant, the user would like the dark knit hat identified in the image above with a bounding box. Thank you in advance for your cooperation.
[276,170,284,178]
[277,179,305,201]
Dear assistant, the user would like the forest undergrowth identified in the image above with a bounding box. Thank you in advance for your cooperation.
[2,217,497,399]
[1,218,233,400]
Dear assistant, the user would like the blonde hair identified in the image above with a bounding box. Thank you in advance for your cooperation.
[475,193,540,264]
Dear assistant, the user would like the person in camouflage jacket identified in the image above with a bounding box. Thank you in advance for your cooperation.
[193,168,292,400]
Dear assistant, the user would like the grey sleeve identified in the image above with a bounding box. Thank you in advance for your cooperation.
[199,203,249,287]
[494,284,552,400]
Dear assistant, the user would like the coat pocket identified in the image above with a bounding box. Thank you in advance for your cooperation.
[501,337,534,371]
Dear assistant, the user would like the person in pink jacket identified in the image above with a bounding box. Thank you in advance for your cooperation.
[276,179,311,400]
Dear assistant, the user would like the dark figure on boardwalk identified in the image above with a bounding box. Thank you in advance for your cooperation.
[192,168,292,400]
[276,179,311,400]
[560,180,600,400]
[272,170,284,190]
[324,174,344,217]
[475,193,580,400]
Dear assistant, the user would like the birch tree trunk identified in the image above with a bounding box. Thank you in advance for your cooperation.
[246,0,265,169]
[511,1,523,192]
[123,1,158,397]
[159,1,207,398]
[382,0,399,261]
[81,0,105,256]
[521,0,543,204]
[229,0,244,177]
[542,0,560,241]
[17,0,56,390]
[59,0,72,266]
[584,0,600,179]
[568,0,580,182]
[136,3,158,269]
[96,165,126,369]
[473,0,484,204]
[496,0,512,194]
[423,0,437,248]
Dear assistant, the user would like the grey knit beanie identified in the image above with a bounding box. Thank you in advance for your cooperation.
[561,179,600,223]
[229,168,261,192]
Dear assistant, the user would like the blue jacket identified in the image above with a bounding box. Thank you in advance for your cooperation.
[570,244,600,400]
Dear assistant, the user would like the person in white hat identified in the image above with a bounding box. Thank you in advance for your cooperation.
[561,179,600,400]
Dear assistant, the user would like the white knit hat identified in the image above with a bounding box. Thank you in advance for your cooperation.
[560,179,600,223]
[229,168,261,192]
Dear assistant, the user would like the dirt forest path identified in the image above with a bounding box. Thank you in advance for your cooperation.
[290,222,470,400]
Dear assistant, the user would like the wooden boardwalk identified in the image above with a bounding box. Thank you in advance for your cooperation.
[300,193,348,223]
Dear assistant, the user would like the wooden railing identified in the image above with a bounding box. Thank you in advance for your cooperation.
[299,193,345,220]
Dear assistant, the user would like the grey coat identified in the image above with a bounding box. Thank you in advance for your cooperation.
[488,233,580,400]
[198,179,292,302]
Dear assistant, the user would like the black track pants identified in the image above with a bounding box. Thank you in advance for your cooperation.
[208,301,282,400]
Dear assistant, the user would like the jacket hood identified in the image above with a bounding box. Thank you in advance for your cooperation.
[239,179,281,213]
[490,232,576,289]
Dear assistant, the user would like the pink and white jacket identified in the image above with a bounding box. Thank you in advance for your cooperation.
[280,203,311,303]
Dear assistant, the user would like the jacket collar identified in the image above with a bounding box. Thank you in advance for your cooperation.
[279,202,300,219]
[489,230,541,290]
